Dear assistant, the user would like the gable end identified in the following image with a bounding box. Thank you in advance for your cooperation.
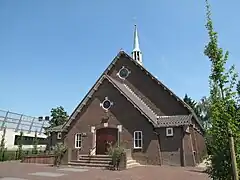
[119,52,204,131]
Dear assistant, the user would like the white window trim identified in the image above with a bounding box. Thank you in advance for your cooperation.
[57,132,62,140]
[133,131,143,149]
[166,127,174,137]
[100,97,113,111]
[75,133,82,149]
[117,66,131,80]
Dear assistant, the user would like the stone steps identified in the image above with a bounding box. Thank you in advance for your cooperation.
[70,159,111,165]
[126,159,141,169]
[68,161,110,168]
[68,155,111,169]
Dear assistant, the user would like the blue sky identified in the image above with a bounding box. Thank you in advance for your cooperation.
[0,0,239,117]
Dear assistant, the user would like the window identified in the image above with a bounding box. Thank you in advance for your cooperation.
[117,66,131,80]
[75,133,82,148]
[100,97,113,111]
[57,132,62,140]
[134,131,143,149]
[166,127,174,137]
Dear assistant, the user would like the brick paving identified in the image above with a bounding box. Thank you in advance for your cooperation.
[0,162,210,180]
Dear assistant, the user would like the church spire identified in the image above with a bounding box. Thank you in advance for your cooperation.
[132,24,143,65]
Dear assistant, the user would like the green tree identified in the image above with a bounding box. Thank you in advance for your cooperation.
[0,127,6,150]
[0,127,6,161]
[237,81,240,97]
[204,0,240,179]
[53,142,67,166]
[17,131,24,160]
[183,94,202,120]
[198,96,211,129]
[48,106,68,128]
[183,94,197,109]
[184,94,212,129]
[32,131,38,154]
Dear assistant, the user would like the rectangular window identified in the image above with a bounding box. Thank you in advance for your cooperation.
[75,133,82,148]
[166,127,174,137]
[134,131,143,149]
[57,132,62,140]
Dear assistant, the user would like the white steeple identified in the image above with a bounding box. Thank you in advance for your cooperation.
[132,24,143,65]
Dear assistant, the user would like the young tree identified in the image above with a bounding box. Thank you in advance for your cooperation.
[0,127,6,151]
[0,127,6,161]
[17,131,24,159]
[32,131,38,154]
[204,0,240,179]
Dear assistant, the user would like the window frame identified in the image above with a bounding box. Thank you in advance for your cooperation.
[133,131,143,149]
[75,133,82,149]
[117,66,131,80]
[57,132,62,140]
[166,127,174,137]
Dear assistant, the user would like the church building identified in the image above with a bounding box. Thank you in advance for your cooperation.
[48,25,207,167]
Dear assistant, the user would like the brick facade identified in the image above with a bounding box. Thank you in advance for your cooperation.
[52,51,207,166]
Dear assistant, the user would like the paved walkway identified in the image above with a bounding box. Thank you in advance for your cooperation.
[0,162,210,180]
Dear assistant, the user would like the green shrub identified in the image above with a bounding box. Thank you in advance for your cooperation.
[0,149,43,161]
[108,145,125,170]
[52,143,67,166]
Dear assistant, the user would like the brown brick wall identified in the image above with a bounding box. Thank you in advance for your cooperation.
[64,79,161,164]
[108,56,189,116]
[183,131,195,166]
[155,127,183,166]
[62,53,207,166]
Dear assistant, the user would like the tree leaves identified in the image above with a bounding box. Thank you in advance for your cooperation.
[49,106,68,128]
[183,94,211,129]
[204,0,240,179]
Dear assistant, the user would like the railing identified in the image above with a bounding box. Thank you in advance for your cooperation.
[89,146,96,156]
[0,109,48,134]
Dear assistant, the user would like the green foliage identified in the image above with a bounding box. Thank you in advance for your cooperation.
[0,127,6,150]
[32,131,38,154]
[17,131,24,160]
[183,94,202,118]
[198,96,212,129]
[237,81,240,97]
[52,142,67,166]
[183,94,210,128]
[108,144,125,170]
[45,106,68,133]
[183,94,198,110]
[0,150,17,161]
[50,106,68,127]
[0,150,43,161]
[0,127,6,160]
[204,0,240,179]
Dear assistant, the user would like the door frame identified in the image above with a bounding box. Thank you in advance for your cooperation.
[95,127,118,155]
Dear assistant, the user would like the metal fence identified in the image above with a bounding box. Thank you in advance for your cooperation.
[0,109,49,134]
